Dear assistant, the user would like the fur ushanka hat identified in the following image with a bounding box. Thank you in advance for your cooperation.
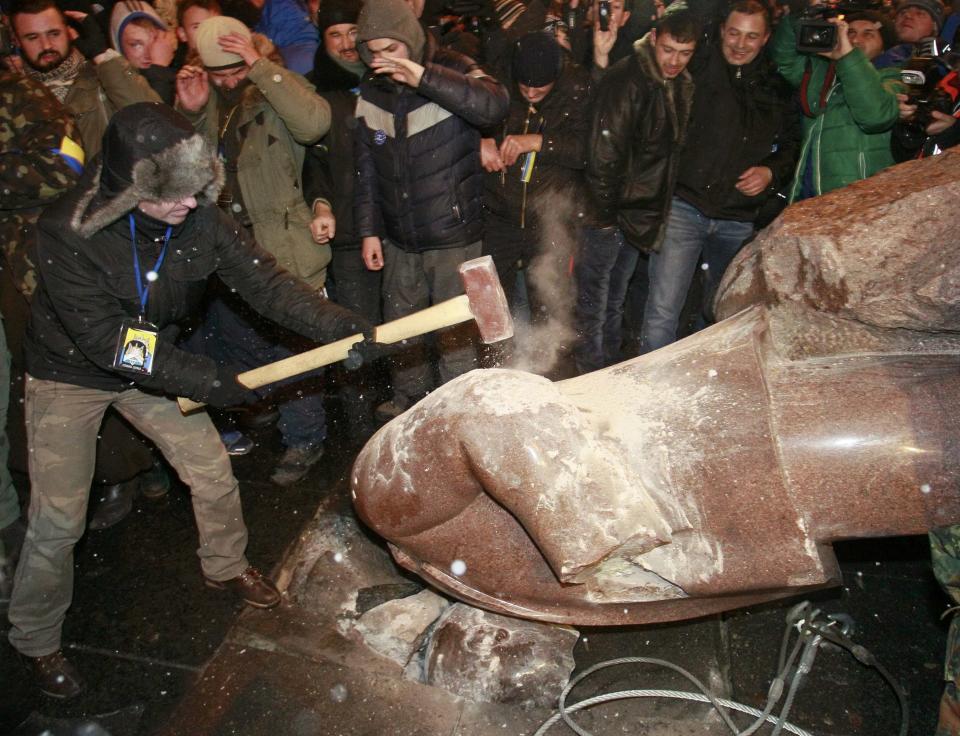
[72,102,223,238]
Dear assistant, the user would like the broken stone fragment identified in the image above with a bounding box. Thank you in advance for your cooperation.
[353,589,448,668]
[423,604,578,707]
[355,582,425,615]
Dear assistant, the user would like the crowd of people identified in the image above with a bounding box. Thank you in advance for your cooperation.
[0,0,958,721]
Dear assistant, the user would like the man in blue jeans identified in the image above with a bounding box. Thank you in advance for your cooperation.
[576,10,699,374]
[640,0,799,354]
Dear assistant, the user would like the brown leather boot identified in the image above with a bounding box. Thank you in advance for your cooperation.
[204,566,280,609]
[19,650,85,699]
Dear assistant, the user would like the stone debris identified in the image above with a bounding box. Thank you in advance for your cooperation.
[355,582,424,615]
[353,589,449,668]
[423,604,578,708]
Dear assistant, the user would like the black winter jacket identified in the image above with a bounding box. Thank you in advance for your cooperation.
[482,61,591,229]
[354,37,509,253]
[303,49,364,250]
[585,34,695,253]
[25,175,369,402]
[675,45,800,222]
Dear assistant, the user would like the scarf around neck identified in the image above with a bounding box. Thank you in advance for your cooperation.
[25,48,86,102]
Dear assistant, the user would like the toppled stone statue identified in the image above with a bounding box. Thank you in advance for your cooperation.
[352,151,960,626]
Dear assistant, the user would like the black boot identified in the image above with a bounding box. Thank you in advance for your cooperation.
[139,458,171,500]
[236,403,279,431]
[88,479,137,531]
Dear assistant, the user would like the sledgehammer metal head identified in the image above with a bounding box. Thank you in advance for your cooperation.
[372,255,514,346]
[459,256,513,343]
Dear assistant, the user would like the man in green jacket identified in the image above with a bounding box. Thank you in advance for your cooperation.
[771,10,905,201]
[176,16,335,486]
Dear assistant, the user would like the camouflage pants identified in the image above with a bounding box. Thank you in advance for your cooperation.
[0,310,17,531]
[7,376,249,657]
[932,526,960,735]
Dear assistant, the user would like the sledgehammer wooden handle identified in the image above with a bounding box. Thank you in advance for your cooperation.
[176,295,475,413]
[372,294,473,344]
[176,332,363,413]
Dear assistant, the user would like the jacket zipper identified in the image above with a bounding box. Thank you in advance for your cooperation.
[813,81,838,197]
[520,105,533,230]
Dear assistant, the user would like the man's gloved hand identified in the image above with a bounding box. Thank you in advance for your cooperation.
[65,11,109,60]
[205,366,253,408]
[343,335,394,371]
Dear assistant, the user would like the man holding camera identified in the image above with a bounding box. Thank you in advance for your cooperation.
[770,3,904,201]
[640,0,799,353]
[564,0,637,78]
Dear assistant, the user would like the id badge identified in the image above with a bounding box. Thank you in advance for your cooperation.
[113,318,159,375]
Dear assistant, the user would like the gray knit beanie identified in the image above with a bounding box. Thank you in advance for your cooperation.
[357,0,426,65]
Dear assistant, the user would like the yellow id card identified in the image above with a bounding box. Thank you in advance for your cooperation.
[113,319,158,375]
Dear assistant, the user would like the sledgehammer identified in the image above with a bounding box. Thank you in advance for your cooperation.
[177,256,513,413]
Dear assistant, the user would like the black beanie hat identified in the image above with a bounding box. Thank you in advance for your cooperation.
[317,0,360,33]
[73,103,224,238]
[513,32,562,88]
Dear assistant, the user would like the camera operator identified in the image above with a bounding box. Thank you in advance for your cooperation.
[563,0,638,78]
[770,3,905,201]
[892,66,960,158]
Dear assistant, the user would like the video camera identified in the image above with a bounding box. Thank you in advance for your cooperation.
[795,0,880,53]
[901,37,960,131]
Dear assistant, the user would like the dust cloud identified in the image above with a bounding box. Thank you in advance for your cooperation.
[504,188,582,376]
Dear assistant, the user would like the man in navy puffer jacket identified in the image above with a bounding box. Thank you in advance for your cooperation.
[354,0,509,420]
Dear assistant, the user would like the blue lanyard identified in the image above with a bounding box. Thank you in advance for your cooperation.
[128,213,171,320]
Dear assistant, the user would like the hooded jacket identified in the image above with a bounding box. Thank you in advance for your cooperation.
[109,0,168,55]
[585,33,695,253]
[353,0,509,252]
